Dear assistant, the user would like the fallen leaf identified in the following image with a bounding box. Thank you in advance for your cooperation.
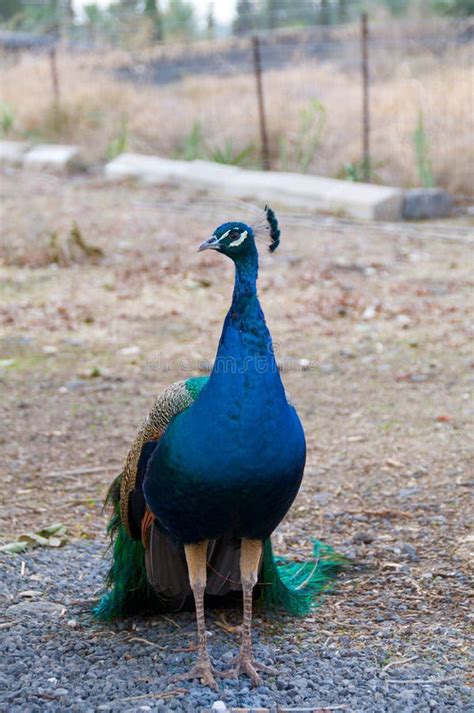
[0,524,68,554]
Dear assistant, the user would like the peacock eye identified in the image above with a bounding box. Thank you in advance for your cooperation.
[229,230,240,240]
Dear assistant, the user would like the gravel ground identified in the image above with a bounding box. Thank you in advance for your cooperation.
[1,174,473,712]
[0,542,471,713]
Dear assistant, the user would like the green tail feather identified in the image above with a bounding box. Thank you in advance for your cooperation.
[260,537,348,616]
[93,474,158,621]
[94,474,347,621]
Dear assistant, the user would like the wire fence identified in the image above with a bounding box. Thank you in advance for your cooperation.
[1,16,473,196]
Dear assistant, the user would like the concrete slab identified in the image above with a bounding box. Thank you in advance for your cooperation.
[23,144,80,171]
[104,154,240,184]
[0,140,30,165]
[402,188,453,220]
[105,153,404,221]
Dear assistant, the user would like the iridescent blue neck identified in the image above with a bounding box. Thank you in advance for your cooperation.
[230,245,259,324]
[204,244,284,399]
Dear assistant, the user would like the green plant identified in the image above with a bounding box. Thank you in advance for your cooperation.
[208,138,256,166]
[176,123,255,167]
[279,99,326,173]
[0,102,15,135]
[432,0,474,15]
[175,120,204,161]
[106,114,128,160]
[414,109,435,188]
[338,158,381,183]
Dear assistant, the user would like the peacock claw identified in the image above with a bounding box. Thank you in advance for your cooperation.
[171,660,219,690]
[220,655,277,686]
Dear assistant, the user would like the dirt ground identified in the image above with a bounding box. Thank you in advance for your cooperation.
[0,169,472,684]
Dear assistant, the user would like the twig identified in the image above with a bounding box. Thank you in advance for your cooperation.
[128,636,167,650]
[215,613,241,635]
[344,508,412,519]
[278,706,349,712]
[387,677,460,685]
[120,689,187,701]
[68,598,98,605]
[383,655,419,671]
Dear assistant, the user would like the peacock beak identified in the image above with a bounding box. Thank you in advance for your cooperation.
[198,235,220,252]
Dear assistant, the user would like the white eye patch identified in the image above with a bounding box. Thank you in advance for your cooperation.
[228,230,248,247]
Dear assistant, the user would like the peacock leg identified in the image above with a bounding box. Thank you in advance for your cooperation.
[171,541,218,690]
[222,538,277,686]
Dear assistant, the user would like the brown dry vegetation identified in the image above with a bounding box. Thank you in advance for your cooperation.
[1,20,473,196]
[0,170,473,673]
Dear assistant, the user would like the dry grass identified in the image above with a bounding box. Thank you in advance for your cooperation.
[1,32,473,195]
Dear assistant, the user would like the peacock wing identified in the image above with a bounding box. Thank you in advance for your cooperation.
[119,377,208,536]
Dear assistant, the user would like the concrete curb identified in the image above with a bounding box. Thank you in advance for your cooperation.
[0,140,30,165]
[104,154,404,222]
[0,141,455,221]
[0,140,80,171]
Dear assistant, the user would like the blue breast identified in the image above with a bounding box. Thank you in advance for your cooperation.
[144,250,306,543]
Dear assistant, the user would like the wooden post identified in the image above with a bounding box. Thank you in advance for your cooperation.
[49,47,60,107]
[252,35,270,171]
[361,12,370,182]
[320,0,330,25]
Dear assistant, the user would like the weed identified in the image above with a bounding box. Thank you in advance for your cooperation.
[296,99,326,173]
[49,223,104,266]
[0,102,15,135]
[175,120,204,160]
[176,121,255,167]
[106,114,128,160]
[414,109,435,188]
[339,159,381,183]
[279,99,326,173]
[208,139,256,167]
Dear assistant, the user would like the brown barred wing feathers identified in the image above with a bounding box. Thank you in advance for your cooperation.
[119,381,195,536]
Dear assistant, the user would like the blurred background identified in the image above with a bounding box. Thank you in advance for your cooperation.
[0,0,473,197]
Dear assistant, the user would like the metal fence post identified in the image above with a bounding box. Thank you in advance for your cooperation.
[49,47,61,108]
[251,35,270,171]
[361,11,371,183]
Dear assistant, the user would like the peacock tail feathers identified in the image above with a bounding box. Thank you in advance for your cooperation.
[93,472,158,621]
[260,537,348,616]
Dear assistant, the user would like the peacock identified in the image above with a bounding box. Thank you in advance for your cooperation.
[95,207,345,689]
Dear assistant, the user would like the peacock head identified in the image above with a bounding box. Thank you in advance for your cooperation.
[198,222,256,260]
[198,207,280,260]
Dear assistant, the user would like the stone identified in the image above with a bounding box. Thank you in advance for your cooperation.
[401,542,419,562]
[7,600,64,617]
[0,140,29,165]
[402,188,453,220]
[352,530,375,544]
[105,154,404,221]
[23,144,80,171]
[54,688,68,697]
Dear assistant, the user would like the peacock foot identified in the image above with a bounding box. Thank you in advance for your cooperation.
[172,659,219,690]
[220,654,277,686]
